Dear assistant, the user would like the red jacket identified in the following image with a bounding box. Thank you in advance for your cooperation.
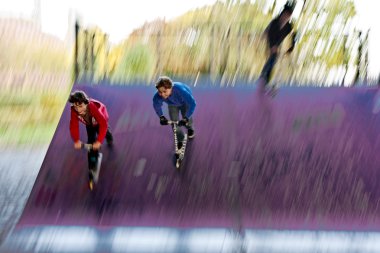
[70,99,109,143]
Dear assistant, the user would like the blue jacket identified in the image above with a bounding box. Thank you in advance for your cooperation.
[153,82,196,118]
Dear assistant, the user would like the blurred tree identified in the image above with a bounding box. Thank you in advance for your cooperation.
[293,0,357,85]
[110,43,156,83]
[77,0,360,86]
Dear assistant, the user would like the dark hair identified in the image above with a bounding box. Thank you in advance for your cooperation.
[281,1,295,16]
[68,90,89,104]
[155,76,173,89]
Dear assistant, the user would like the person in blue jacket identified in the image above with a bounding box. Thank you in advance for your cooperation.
[153,76,196,149]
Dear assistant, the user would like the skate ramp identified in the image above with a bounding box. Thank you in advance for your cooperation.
[14,84,380,231]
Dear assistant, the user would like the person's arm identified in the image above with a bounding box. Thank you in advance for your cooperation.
[264,20,279,54]
[69,108,82,149]
[153,94,164,117]
[182,90,196,119]
[286,26,297,54]
[262,19,274,39]
[89,102,108,143]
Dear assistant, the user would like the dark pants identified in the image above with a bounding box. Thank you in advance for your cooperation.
[260,52,278,84]
[86,125,113,170]
[168,105,193,143]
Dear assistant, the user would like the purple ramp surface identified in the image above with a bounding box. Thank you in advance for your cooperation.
[17,85,380,230]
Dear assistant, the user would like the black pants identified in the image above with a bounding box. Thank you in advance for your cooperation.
[168,105,194,143]
[86,125,113,170]
[260,52,278,84]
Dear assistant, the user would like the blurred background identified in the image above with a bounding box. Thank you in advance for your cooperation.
[0,0,379,252]
[0,0,377,146]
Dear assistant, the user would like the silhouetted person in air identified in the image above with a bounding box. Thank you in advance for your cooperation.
[259,1,297,94]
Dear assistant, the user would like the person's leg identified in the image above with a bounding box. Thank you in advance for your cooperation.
[105,127,114,147]
[179,105,195,139]
[168,105,184,148]
[86,125,99,173]
[260,52,278,84]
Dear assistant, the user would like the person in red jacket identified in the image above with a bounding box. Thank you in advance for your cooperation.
[68,90,113,170]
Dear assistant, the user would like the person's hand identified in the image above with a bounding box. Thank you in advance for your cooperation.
[178,117,189,126]
[270,46,278,54]
[92,141,101,150]
[160,116,168,125]
[74,141,82,149]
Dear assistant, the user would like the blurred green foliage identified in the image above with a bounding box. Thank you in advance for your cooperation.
[0,19,71,145]
[111,43,156,83]
[76,0,360,86]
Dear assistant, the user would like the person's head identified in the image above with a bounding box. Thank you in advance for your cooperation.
[279,1,295,24]
[155,76,173,99]
[68,90,89,115]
